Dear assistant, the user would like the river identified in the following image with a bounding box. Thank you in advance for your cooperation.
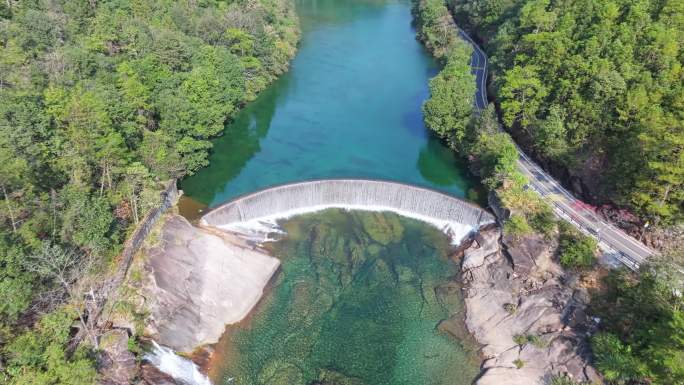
[208,209,481,385]
[178,1,482,384]
[179,0,477,207]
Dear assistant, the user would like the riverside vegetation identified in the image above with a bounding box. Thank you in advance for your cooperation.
[413,0,684,384]
[0,1,297,383]
[447,0,684,229]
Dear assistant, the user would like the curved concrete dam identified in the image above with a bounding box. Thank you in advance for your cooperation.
[200,179,495,237]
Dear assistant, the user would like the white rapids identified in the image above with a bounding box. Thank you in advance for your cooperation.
[144,341,213,385]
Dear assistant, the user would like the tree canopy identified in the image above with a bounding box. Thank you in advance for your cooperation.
[0,0,298,382]
[590,260,684,384]
[450,0,684,224]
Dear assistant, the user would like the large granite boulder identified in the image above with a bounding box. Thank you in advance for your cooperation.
[140,364,179,385]
[462,228,501,271]
[488,191,510,222]
[144,215,280,352]
[502,234,550,275]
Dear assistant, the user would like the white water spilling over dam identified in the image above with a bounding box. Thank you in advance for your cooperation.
[201,179,495,240]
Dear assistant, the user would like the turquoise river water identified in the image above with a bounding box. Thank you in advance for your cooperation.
[209,209,481,385]
[180,0,478,206]
[180,0,484,384]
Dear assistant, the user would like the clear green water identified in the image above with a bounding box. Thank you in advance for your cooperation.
[179,0,477,207]
[184,1,483,383]
[213,209,480,385]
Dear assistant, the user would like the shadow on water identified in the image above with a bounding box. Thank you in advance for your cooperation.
[179,76,288,205]
[416,135,487,206]
[179,0,478,207]
[417,135,465,187]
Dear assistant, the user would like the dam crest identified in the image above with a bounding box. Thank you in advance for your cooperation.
[201,179,495,240]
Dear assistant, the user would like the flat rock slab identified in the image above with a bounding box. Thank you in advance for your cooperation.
[145,215,280,352]
[462,231,595,385]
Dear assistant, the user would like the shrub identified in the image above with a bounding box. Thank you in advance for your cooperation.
[513,358,525,369]
[558,221,597,269]
[513,333,549,348]
[513,334,527,345]
[528,204,557,236]
[505,214,533,238]
[550,374,582,385]
[503,303,517,314]
[591,332,649,383]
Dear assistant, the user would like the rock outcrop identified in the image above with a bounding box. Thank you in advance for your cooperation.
[461,228,599,385]
[140,364,180,385]
[97,329,138,385]
[143,215,280,352]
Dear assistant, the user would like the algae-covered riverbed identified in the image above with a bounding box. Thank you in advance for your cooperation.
[209,209,480,385]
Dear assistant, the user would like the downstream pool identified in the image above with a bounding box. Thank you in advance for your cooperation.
[179,0,478,207]
[208,209,481,385]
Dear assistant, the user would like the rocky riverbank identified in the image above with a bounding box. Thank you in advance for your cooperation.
[97,205,600,385]
[98,214,280,384]
[143,215,280,352]
[459,225,600,385]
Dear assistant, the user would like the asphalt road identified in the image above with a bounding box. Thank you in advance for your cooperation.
[457,29,655,269]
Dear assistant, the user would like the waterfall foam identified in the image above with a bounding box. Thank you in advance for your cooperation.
[144,341,212,385]
[201,179,494,243]
[219,203,474,244]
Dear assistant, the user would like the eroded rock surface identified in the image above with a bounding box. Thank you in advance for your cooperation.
[97,329,138,385]
[140,363,179,385]
[144,215,280,352]
[461,228,598,385]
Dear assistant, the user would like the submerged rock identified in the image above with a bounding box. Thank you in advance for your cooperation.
[359,212,404,245]
[314,368,365,385]
[211,209,481,385]
[143,215,280,352]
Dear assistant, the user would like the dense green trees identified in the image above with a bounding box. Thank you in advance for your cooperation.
[414,0,476,147]
[449,0,684,224]
[423,45,476,144]
[415,0,556,241]
[590,261,684,384]
[3,306,98,385]
[0,0,298,382]
[415,2,681,383]
[413,0,462,57]
[557,221,597,269]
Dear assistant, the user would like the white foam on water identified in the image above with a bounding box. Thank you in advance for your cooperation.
[218,204,474,245]
[144,341,212,385]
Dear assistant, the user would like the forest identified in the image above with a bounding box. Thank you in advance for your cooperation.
[414,0,683,384]
[0,0,298,383]
[449,0,683,225]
